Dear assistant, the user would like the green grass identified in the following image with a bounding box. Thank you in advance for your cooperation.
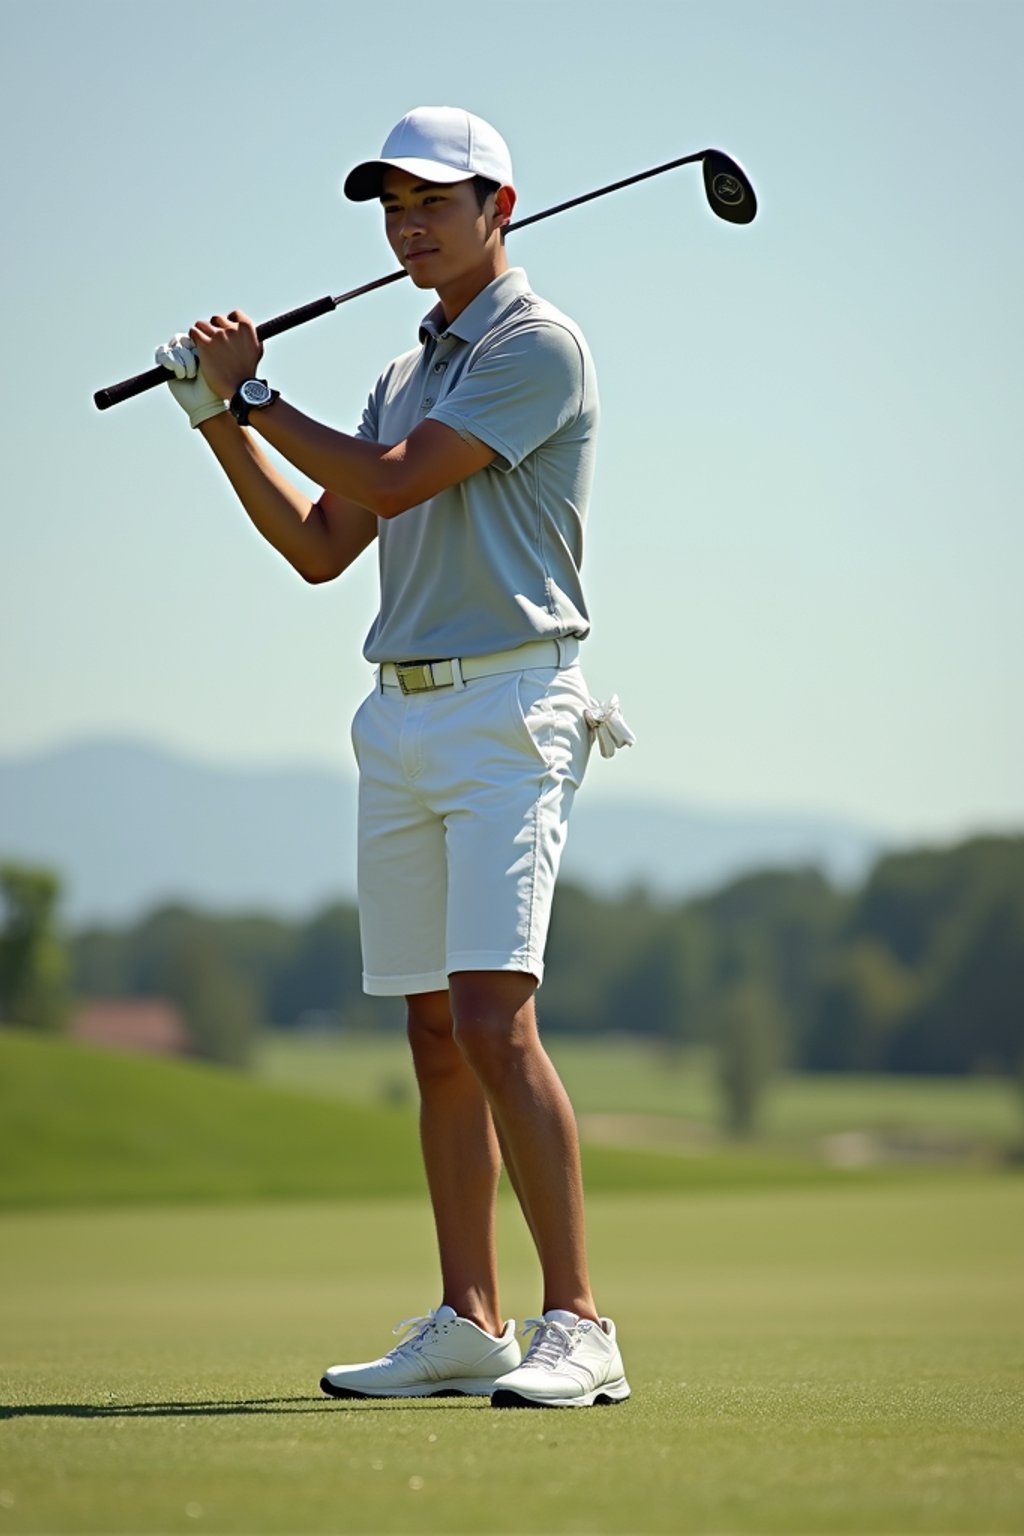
[3,1028,1022,1530]
[1,1182,1022,1534]
[1,1029,872,1211]
[258,1031,1023,1147]
[0,1028,423,1208]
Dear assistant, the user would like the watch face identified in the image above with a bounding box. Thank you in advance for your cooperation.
[240,379,272,407]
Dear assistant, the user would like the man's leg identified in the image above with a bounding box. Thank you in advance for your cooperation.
[444,970,630,1409]
[406,989,505,1337]
[447,969,598,1322]
[321,982,522,1397]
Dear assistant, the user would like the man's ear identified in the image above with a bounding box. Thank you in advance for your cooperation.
[494,184,516,229]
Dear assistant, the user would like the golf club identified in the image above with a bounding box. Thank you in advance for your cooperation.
[93,148,756,412]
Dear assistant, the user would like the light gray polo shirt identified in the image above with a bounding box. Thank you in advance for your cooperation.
[356,267,598,663]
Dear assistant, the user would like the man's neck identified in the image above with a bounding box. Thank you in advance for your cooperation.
[436,250,509,327]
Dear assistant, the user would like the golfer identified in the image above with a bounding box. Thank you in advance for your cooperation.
[156,105,631,1409]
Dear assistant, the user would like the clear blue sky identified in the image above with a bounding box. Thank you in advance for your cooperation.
[1,0,1021,839]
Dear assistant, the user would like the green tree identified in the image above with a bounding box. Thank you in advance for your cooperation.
[803,941,919,1071]
[165,930,258,1067]
[715,979,782,1138]
[895,884,1024,1077]
[103,904,260,1067]
[699,867,848,1066]
[605,907,715,1044]
[72,923,131,997]
[0,863,71,1034]
[542,882,664,1033]
[274,902,365,1029]
[811,836,1024,1077]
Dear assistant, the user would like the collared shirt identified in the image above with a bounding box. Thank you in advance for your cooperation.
[356,267,598,663]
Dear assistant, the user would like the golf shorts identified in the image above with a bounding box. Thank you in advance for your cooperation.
[350,646,594,996]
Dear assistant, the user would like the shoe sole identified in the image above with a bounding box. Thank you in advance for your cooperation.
[491,1381,631,1410]
[320,1375,493,1400]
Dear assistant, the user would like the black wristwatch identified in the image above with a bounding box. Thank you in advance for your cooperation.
[229,378,280,426]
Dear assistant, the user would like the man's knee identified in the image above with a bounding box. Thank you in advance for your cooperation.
[449,971,538,1087]
[406,990,458,1082]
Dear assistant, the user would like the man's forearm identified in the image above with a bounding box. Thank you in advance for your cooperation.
[248,399,408,518]
[198,413,340,580]
[183,308,426,517]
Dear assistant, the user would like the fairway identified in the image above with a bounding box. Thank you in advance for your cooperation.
[257,1032,1023,1149]
[2,1181,1022,1534]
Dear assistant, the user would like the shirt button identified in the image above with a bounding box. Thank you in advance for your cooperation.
[433,361,447,373]
[423,397,434,409]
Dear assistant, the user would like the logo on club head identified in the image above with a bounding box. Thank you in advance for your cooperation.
[711,173,745,207]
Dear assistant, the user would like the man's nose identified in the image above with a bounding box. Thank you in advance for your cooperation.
[400,208,427,238]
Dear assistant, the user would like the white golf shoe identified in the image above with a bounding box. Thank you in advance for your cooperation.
[320,1305,521,1399]
[490,1309,631,1408]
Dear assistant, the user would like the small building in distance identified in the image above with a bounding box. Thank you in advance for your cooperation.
[71,998,192,1057]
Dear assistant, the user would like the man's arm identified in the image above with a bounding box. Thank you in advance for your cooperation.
[190,311,495,518]
[197,412,378,584]
[249,403,495,520]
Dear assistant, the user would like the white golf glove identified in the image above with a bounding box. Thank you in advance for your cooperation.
[155,333,228,428]
[584,695,637,759]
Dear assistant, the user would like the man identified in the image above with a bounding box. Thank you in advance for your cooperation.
[156,106,632,1409]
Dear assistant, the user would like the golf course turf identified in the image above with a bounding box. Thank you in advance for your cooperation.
[1,1031,1022,1532]
[2,1183,1022,1533]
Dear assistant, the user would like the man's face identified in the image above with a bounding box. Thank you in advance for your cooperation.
[380,168,503,292]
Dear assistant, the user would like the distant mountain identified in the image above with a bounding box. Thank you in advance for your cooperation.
[568,798,881,899]
[0,738,884,927]
[0,739,356,927]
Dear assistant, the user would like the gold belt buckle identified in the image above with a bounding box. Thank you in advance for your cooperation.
[395,661,438,694]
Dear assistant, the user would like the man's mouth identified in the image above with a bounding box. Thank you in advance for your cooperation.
[404,247,438,262]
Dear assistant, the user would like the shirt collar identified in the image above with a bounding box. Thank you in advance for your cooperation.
[419,267,532,346]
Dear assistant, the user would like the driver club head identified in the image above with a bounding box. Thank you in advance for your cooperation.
[702,151,757,224]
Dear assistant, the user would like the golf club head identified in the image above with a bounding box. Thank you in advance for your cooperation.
[702,151,757,224]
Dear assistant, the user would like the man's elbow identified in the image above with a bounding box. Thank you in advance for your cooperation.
[357,481,418,521]
[295,544,346,584]
[299,563,340,586]
[347,456,426,520]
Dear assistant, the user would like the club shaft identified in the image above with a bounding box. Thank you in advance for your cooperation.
[93,150,710,411]
[503,151,705,234]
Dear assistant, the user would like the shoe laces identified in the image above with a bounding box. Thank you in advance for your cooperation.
[388,1310,442,1357]
[520,1317,575,1371]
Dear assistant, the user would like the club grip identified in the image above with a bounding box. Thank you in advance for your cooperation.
[255,293,337,340]
[93,362,175,411]
[92,294,338,411]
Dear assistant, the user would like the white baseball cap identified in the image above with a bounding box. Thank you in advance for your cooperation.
[344,106,514,201]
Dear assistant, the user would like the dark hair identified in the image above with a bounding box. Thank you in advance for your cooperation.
[472,175,502,209]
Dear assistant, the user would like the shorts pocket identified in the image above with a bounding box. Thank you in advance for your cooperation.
[349,688,376,767]
[510,668,592,777]
[508,672,555,768]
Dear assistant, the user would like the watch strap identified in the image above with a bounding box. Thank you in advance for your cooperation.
[229,380,280,426]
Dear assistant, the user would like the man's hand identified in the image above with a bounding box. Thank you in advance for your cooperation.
[155,334,228,428]
[189,310,264,402]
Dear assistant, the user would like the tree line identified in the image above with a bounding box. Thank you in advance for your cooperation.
[2,835,1022,1124]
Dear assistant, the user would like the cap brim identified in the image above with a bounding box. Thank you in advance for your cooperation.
[344,156,475,202]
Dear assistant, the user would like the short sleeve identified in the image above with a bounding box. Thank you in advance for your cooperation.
[354,383,381,443]
[427,322,586,472]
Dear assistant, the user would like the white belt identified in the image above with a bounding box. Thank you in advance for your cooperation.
[379,637,578,695]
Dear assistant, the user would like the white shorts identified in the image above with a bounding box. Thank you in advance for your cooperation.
[350,654,594,996]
